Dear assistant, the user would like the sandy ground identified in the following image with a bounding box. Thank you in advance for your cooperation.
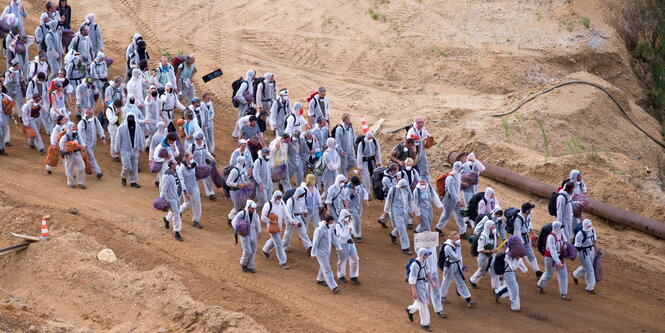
[1,0,665,332]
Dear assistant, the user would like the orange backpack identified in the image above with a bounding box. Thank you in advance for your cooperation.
[435,173,451,197]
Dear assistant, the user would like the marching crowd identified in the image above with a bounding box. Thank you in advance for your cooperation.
[0,1,603,331]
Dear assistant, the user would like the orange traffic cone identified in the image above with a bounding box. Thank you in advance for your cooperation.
[39,217,50,240]
[360,115,369,133]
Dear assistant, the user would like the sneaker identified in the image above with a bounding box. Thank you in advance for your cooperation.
[587,289,596,294]
[466,300,476,308]
[495,292,500,303]
[130,183,141,188]
[208,194,217,200]
[112,156,120,162]
[163,217,170,230]
[332,287,341,294]
[511,308,523,312]
[535,271,543,279]
[355,237,363,243]
[572,274,579,285]
[247,268,256,274]
[227,218,232,227]
[406,308,414,322]
[390,234,397,245]
[96,173,103,179]
[350,277,360,285]
[279,263,290,270]
[121,178,127,186]
[561,294,573,301]
[137,167,143,173]
[39,149,46,155]
[68,184,76,188]
[155,181,160,187]
[377,216,388,228]
[78,184,87,189]
[4,142,11,146]
[435,311,447,318]
[317,280,327,286]
[262,251,270,259]
[421,325,432,332]
[307,247,312,256]
[46,170,51,174]
[441,297,450,304]
[174,232,183,242]
[402,249,413,255]
[339,276,347,283]
[241,265,249,273]
[538,285,545,294]
[193,221,203,229]
[470,282,478,289]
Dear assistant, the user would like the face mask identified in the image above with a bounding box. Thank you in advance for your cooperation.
[151,91,158,97]
[454,239,461,246]
[263,155,269,161]
[403,147,409,153]
[405,166,412,171]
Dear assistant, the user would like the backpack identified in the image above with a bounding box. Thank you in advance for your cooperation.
[283,113,296,129]
[537,223,553,255]
[504,207,520,234]
[493,252,507,275]
[357,136,378,155]
[172,55,185,69]
[405,258,424,283]
[314,156,326,176]
[221,165,240,193]
[252,77,265,103]
[330,124,342,139]
[234,211,252,245]
[467,192,486,222]
[38,27,49,52]
[548,192,568,216]
[69,34,80,53]
[435,173,451,197]
[469,234,480,257]
[282,187,298,203]
[231,77,244,107]
[372,167,388,200]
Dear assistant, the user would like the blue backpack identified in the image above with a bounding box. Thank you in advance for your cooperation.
[404,258,424,283]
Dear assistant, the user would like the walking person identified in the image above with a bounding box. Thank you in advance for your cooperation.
[307,87,330,128]
[335,209,360,285]
[226,155,251,225]
[177,152,204,229]
[438,231,475,307]
[406,248,438,332]
[269,88,291,137]
[435,162,466,238]
[115,113,145,188]
[386,179,415,255]
[255,72,275,113]
[58,122,86,189]
[261,190,291,269]
[513,202,543,277]
[105,99,123,161]
[44,19,62,80]
[26,72,51,133]
[189,132,216,199]
[303,174,323,234]
[77,108,106,179]
[201,92,215,153]
[286,130,304,187]
[45,115,67,174]
[234,70,255,119]
[557,181,584,239]
[75,78,99,122]
[469,221,499,289]
[253,147,273,206]
[232,200,261,273]
[161,160,189,242]
[343,176,369,242]
[406,117,432,180]
[334,113,355,176]
[321,137,341,190]
[572,219,598,294]
[152,132,180,187]
[537,221,572,301]
[159,82,185,132]
[461,153,486,205]
[494,237,530,312]
[413,176,443,233]
[376,163,401,228]
[282,186,313,255]
[325,174,348,221]
[82,13,103,56]
[356,130,381,197]
[175,54,196,105]
[311,215,343,294]
[104,77,125,106]
[21,94,47,155]
[4,60,23,142]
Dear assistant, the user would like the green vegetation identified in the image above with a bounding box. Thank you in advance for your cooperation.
[158,47,184,61]
[592,144,601,167]
[502,118,513,142]
[534,117,549,162]
[582,17,591,29]
[369,10,380,20]
[634,19,665,139]
[514,114,532,148]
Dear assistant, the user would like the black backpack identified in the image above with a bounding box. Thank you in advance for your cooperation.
[283,113,296,129]
[330,124,343,139]
[38,27,49,52]
[282,187,298,203]
[548,192,568,216]
[504,207,520,234]
[372,167,388,200]
[252,77,270,103]
[493,252,507,275]
[537,223,553,255]
[469,234,480,257]
[221,165,240,193]
[467,192,486,222]
[231,77,245,107]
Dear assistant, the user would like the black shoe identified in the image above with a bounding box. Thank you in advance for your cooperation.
[317,280,327,286]
[208,194,217,200]
[137,167,143,173]
[377,215,388,228]
[470,282,478,289]
[163,217,170,230]
[4,142,11,147]
[332,287,341,294]
[46,169,51,174]
[390,234,397,245]
[495,292,501,303]
[174,232,183,241]
[421,325,432,332]
[435,228,443,237]
[536,271,543,279]
[307,247,312,256]
[0,149,6,156]
[113,157,120,162]
[262,251,270,259]
[247,268,256,274]
[241,265,249,273]
[121,178,127,186]
[227,218,232,227]
[406,308,414,322]
[39,149,46,155]
[339,276,347,283]
[407,224,414,230]
[350,277,360,285]
[28,143,35,149]
[355,237,363,243]
[402,249,413,255]
[155,181,160,187]
[193,221,203,229]
[96,173,103,179]
[587,289,596,294]
[435,311,447,318]
[144,147,150,154]
[538,285,545,294]
[130,183,141,188]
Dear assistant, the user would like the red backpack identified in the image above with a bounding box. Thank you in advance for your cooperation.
[435,173,451,196]
[306,91,318,103]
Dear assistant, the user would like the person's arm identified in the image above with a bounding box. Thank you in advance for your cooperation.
[445,176,460,203]
[20,103,29,125]
[498,218,507,240]
[574,231,583,248]
[547,235,562,266]
[477,199,486,216]
[311,227,320,257]
[234,82,249,104]
[474,160,486,173]
[260,202,270,224]
[95,118,105,140]
[556,194,564,222]
[431,185,444,208]
[225,168,241,188]
[169,66,178,91]
[256,82,264,108]
[383,188,392,214]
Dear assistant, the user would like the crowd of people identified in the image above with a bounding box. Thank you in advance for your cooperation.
[0,1,603,331]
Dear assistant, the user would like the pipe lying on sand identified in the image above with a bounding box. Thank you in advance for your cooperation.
[447,151,665,239]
